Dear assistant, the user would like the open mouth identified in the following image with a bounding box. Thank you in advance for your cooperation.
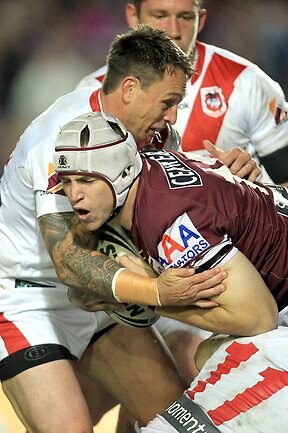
[74,208,90,218]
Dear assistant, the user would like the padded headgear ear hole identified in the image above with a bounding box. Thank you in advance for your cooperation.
[107,120,126,139]
[80,125,90,148]
[122,165,132,179]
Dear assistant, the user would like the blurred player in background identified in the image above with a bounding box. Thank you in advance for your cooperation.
[78,0,288,186]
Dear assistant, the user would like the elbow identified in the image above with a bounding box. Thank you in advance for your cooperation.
[235,306,278,337]
[67,286,90,311]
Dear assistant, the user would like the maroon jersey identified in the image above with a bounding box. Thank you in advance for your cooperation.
[130,150,288,311]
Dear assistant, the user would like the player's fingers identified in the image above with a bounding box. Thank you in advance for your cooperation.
[221,148,251,173]
[117,254,141,268]
[190,299,219,308]
[247,166,261,182]
[186,268,227,288]
[117,254,157,277]
[234,160,261,181]
[202,140,223,158]
[193,282,226,301]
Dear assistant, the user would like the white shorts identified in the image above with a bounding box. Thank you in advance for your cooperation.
[0,278,114,380]
[141,327,288,433]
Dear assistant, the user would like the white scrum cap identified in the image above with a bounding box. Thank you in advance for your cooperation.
[54,112,143,209]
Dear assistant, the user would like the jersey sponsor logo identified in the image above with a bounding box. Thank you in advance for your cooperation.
[144,150,203,189]
[200,86,227,118]
[157,213,210,267]
[163,395,220,433]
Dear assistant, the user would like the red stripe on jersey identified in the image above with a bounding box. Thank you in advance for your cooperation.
[187,341,258,399]
[89,89,101,112]
[209,367,288,426]
[181,49,246,152]
[0,313,30,354]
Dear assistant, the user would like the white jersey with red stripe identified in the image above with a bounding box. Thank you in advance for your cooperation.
[142,327,288,433]
[0,86,100,283]
[0,86,114,364]
[77,41,288,184]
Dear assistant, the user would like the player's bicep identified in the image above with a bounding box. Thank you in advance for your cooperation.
[213,251,278,333]
[157,251,278,336]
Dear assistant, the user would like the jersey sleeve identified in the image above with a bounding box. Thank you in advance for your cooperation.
[75,65,107,90]
[239,66,288,183]
[27,138,73,218]
[35,191,72,218]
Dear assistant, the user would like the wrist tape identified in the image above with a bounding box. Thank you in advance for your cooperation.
[112,268,162,306]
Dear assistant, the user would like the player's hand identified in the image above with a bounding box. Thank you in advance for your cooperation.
[156,267,227,307]
[203,140,261,182]
[117,254,158,278]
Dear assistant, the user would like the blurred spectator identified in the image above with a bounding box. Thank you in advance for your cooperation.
[0,0,127,172]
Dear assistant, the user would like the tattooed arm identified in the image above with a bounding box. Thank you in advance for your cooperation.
[39,212,228,310]
[38,211,120,308]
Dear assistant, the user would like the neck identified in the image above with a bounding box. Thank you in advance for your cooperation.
[113,178,139,231]
[99,89,127,123]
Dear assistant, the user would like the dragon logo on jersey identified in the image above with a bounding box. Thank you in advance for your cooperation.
[143,150,203,189]
[157,213,210,267]
[201,86,227,118]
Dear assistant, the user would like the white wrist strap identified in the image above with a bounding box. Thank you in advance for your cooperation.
[111,268,126,302]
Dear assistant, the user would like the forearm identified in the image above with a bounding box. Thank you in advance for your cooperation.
[39,213,228,309]
[155,304,274,337]
[39,212,120,304]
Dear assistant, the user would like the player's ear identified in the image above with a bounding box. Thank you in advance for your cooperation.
[121,76,139,103]
[126,3,140,27]
[198,8,207,33]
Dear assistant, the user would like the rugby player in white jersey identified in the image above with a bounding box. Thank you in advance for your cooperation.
[78,0,288,186]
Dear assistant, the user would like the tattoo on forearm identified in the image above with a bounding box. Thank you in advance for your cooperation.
[39,212,120,303]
